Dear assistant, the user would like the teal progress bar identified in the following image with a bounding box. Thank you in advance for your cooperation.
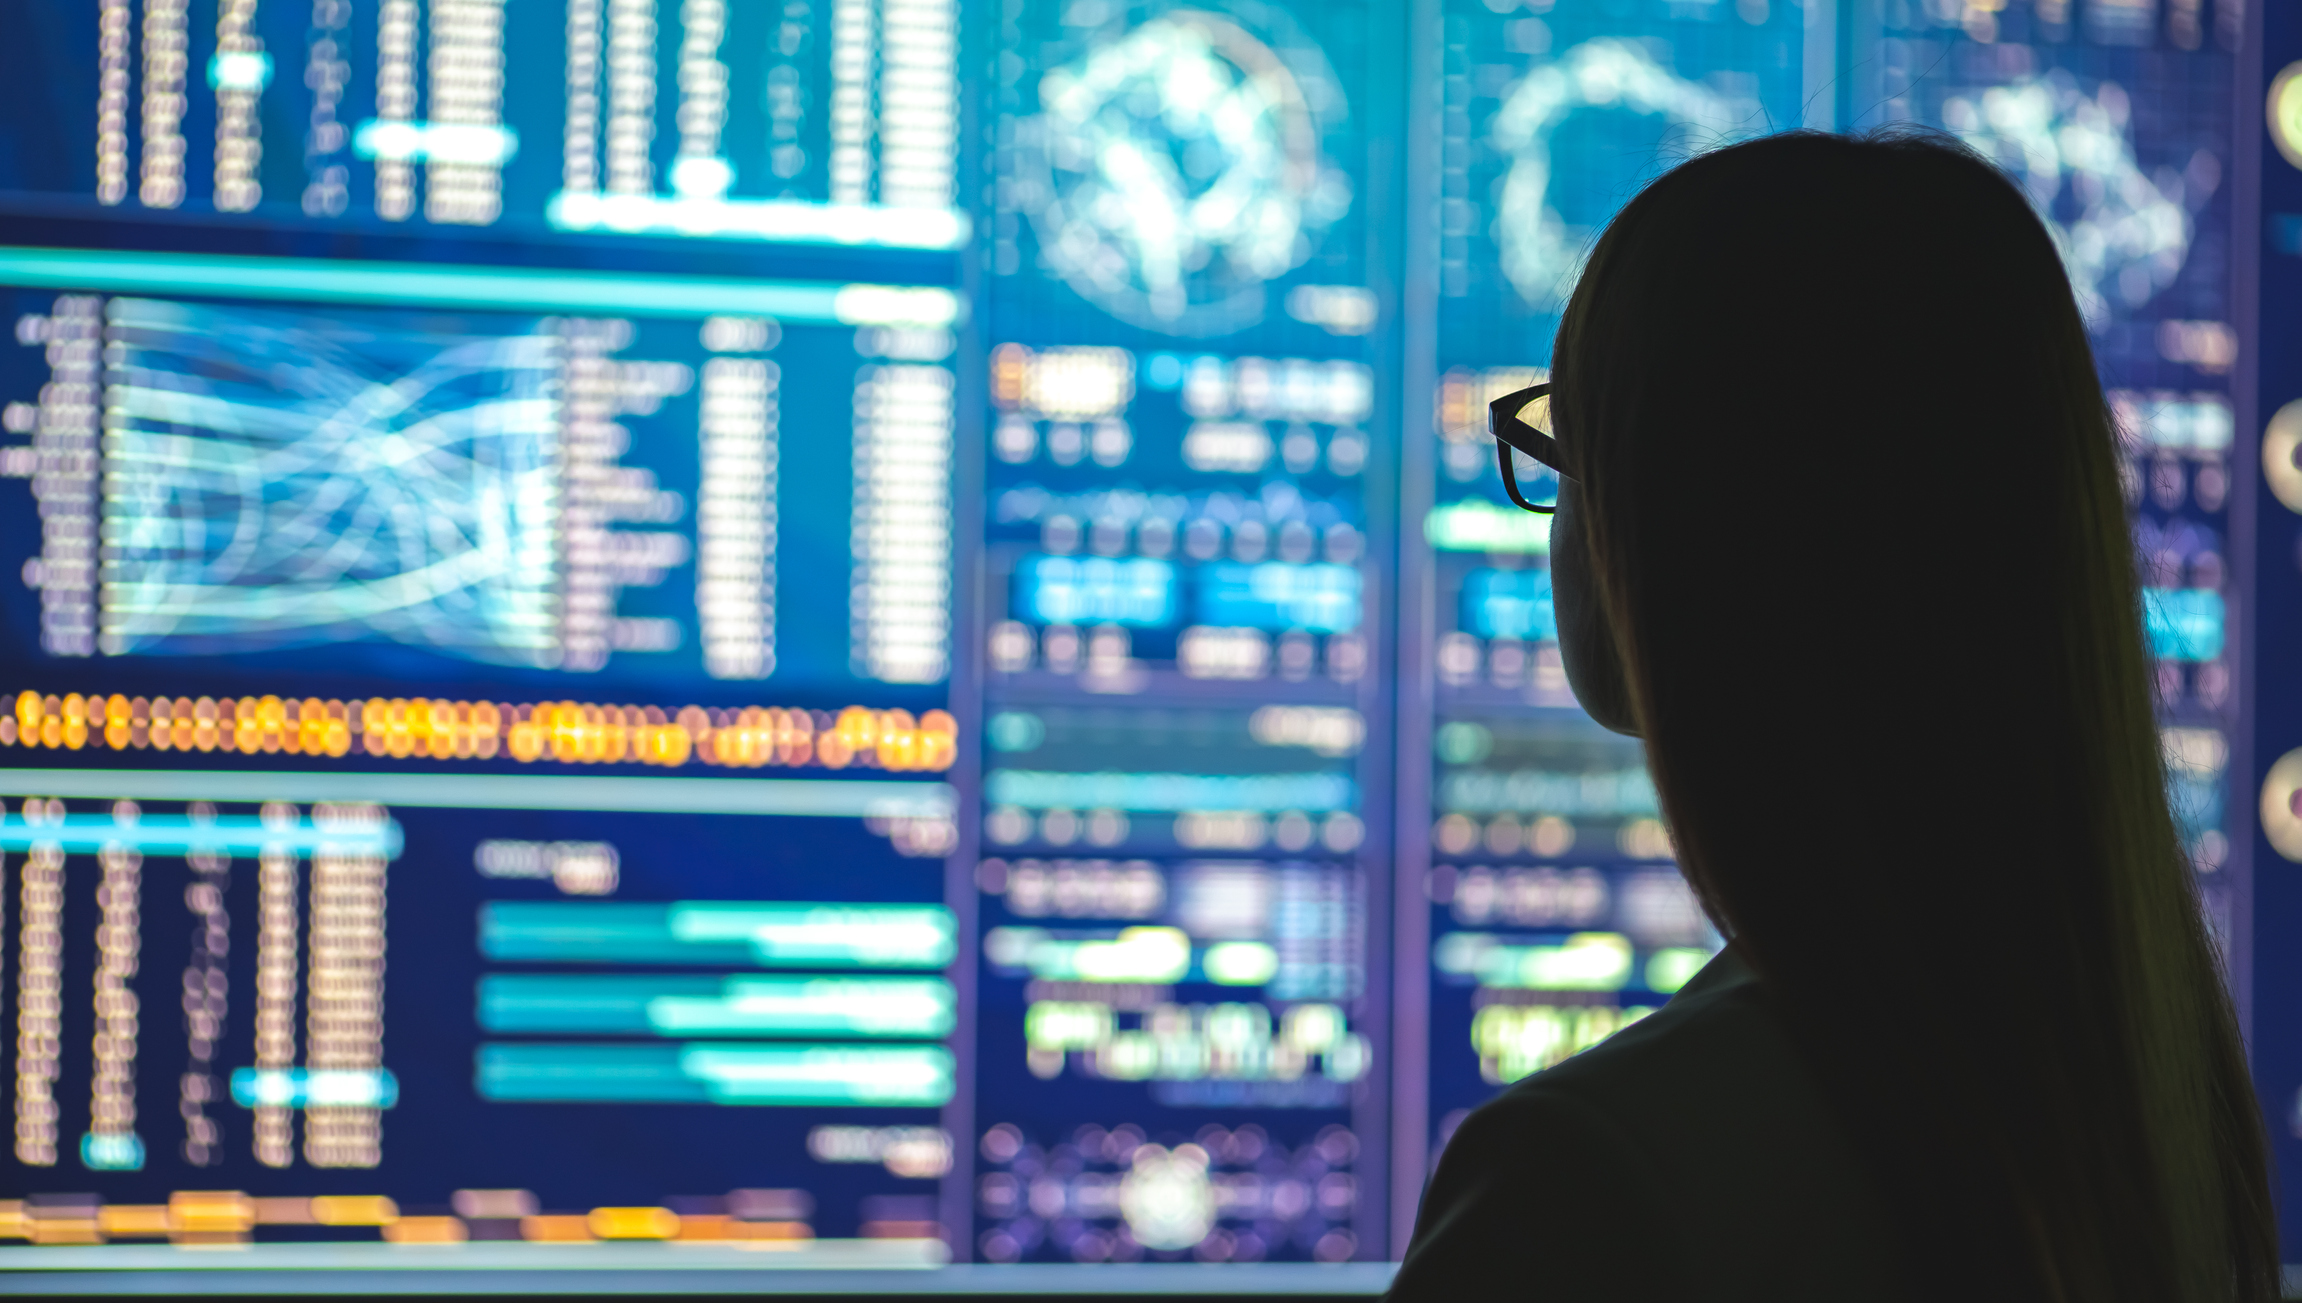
[476,974,958,1037]
[476,1043,956,1107]
[0,769,955,819]
[480,902,958,968]
[0,812,401,857]
[0,246,962,325]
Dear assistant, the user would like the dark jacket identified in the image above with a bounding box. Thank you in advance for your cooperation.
[1388,948,1908,1301]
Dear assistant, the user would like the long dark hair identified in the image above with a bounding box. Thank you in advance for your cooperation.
[1551,131,2276,1299]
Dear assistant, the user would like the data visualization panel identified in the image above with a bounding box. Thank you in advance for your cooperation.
[1865,0,2243,941]
[990,0,1375,343]
[1431,0,1811,367]
[0,254,962,698]
[1401,0,1810,1229]
[974,0,1392,1265]
[0,248,969,1256]
[1399,0,2243,1251]
[0,1,964,249]
[0,788,958,1244]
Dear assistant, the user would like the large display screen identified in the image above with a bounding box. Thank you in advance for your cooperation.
[0,246,971,1254]
[1396,0,2243,1255]
[972,0,1391,1266]
[0,0,2252,1278]
[0,1,963,249]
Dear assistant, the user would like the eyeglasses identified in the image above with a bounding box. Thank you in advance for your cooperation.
[1488,382,1576,515]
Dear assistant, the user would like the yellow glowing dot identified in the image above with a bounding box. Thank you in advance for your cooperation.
[2272,63,2302,171]
[588,1206,679,1240]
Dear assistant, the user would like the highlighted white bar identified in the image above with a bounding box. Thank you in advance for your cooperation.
[354,119,521,166]
[548,191,971,251]
[834,285,965,328]
[669,905,957,967]
[207,51,273,92]
[680,1045,954,1104]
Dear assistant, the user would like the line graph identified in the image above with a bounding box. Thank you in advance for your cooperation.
[96,299,563,664]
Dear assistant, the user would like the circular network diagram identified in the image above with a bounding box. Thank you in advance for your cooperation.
[1942,72,2196,325]
[1490,40,1750,311]
[1486,50,2196,328]
[1012,3,1353,336]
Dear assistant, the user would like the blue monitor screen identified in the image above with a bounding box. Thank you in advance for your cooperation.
[1404,0,2241,1261]
[0,1,966,252]
[0,0,2253,1282]
[0,254,969,1251]
[974,0,1388,1265]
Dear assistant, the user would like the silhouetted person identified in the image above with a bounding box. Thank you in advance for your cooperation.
[1389,132,2276,1301]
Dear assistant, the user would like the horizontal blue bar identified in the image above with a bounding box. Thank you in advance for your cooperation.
[477,974,957,1037]
[0,813,400,857]
[79,1133,144,1171]
[0,246,960,325]
[229,1067,400,1109]
[0,769,955,819]
[1435,767,1659,817]
[479,902,958,969]
[983,770,1354,813]
[1016,556,1178,627]
[476,1043,955,1106]
[1463,568,1555,642]
[1196,563,1363,634]
[2144,587,2224,661]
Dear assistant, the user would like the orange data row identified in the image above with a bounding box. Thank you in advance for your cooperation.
[1,693,959,773]
[0,1195,824,1246]
[0,1192,395,1245]
[386,1209,819,1245]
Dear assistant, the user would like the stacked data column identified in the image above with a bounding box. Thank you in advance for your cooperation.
[0,798,402,1175]
[973,0,1394,1265]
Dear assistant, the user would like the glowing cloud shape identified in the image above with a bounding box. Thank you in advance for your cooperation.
[1016,9,1351,335]
[1943,73,2194,325]
[1491,40,1752,310]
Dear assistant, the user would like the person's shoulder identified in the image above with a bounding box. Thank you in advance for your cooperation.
[1501,948,1859,1197]
[1504,948,1791,1120]
[1396,950,1910,1300]
[1391,1065,1698,1300]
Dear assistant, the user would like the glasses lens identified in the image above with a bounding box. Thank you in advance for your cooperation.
[1498,391,1560,509]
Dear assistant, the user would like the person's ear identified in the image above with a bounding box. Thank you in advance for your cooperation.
[1550,481,1641,736]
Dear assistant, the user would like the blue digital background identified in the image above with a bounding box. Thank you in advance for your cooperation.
[0,0,2264,1267]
